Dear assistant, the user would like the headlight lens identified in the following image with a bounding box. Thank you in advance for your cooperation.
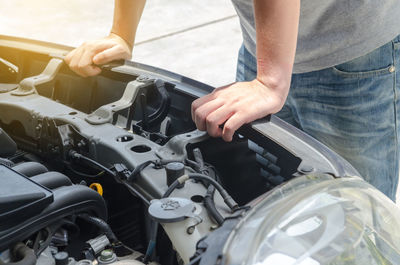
[224,174,400,265]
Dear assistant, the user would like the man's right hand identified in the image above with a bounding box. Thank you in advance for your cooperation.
[64,33,132,77]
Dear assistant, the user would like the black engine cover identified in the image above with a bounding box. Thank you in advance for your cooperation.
[0,164,107,251]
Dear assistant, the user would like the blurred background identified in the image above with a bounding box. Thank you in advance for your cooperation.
[0,0,242,87]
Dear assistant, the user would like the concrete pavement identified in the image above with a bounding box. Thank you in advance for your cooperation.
[0,0,241,87]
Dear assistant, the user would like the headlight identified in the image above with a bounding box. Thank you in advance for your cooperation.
[224,174,400,265]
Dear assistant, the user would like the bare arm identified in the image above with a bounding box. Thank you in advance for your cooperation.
[191,0,300,141]
[110,0,146,49]
[65,0,146,77]
[255,0,299,102]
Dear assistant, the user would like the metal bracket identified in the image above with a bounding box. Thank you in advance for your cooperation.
[11,58,64,96]
[85,76,153,125]
[156,130,209,161]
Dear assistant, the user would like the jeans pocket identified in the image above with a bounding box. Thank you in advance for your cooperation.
[332,40,395,78]
[332,64,393,78]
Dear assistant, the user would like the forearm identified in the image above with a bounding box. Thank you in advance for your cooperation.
[254,0,300,97]
[111,0,146,48]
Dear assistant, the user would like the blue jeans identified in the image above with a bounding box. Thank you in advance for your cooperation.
[236,36,400,201]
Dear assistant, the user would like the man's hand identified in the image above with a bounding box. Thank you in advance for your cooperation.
[64,33,132,77]
[191,79,287,142]
[64,0,145,77]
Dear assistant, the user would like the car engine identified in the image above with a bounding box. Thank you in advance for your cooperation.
[0,36,360,265]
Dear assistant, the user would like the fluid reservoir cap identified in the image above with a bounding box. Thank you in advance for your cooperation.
[148,197,195,223]
[54,251,69,265]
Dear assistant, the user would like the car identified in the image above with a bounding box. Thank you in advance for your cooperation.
[1,35,400,265]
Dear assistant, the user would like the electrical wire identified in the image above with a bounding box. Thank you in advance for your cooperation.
[187,253,203,265]
[142,221,159,263]
[68,151,116,177]
[192,148,225,225]
[127,160,156,182]
[163,173,239,211]
[121,181,151,206]
[65,163,105,178]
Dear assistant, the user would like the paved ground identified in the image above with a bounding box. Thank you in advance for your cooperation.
[1,0,400,202]
[0,0,242,87]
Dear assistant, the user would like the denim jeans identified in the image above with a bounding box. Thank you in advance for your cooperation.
[236,36,400,201]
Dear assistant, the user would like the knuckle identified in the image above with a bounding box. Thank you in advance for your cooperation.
[99,53,109,62]
[195,110,206,121]
[205,116,216,126]
[191,100,200,110]
[224,124,234,133]
[77,62,89,70]
[77,64,85,70]
[196,121,206,131]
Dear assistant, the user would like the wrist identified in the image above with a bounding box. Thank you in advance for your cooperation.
[108,32,133,51]
[257,59,292,89]
[257,74,289,91]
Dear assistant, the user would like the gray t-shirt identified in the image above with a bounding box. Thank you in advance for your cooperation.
[231,0,400,73]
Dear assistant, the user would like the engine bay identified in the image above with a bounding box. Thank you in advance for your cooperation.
[0,36,359,265]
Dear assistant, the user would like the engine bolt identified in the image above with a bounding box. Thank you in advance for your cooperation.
[98,249,117,264]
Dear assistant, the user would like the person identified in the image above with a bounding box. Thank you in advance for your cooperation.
[65,0,400,201]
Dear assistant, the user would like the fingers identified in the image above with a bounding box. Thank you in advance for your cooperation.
[93,45,130,65]
[193,99,246,140]
[64,49,75,65]
[192,98,224,131]
[222,113,248,142]
[205,105,235,138]
[192,94,244,139]
[66,45,103,77]
[190,80,287,142]
[64,37,131,77]
[191,93,216,121]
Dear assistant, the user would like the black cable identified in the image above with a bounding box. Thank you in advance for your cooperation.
[121,181,151,206]
[204,185,224,225]
[127,158,202,183]
[65,163,105,178]
[187,253,203,265]
[163,173,239,211]
[185,158,200,171]
[69,151,116,177]
[127,160,156,182]
[33,228,54,256]
[192,148,224,225]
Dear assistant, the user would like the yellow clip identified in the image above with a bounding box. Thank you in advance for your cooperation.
[89,183,103,196]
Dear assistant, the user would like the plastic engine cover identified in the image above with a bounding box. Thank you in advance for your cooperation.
[0,165,54,230]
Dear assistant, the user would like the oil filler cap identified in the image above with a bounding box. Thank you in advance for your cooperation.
[148,197,195,223]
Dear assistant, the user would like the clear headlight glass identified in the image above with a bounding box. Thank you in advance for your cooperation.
[224,174,400,265]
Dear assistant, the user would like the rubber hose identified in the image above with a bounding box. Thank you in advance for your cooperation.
[0,243,37,265]
[78,214,118,242]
